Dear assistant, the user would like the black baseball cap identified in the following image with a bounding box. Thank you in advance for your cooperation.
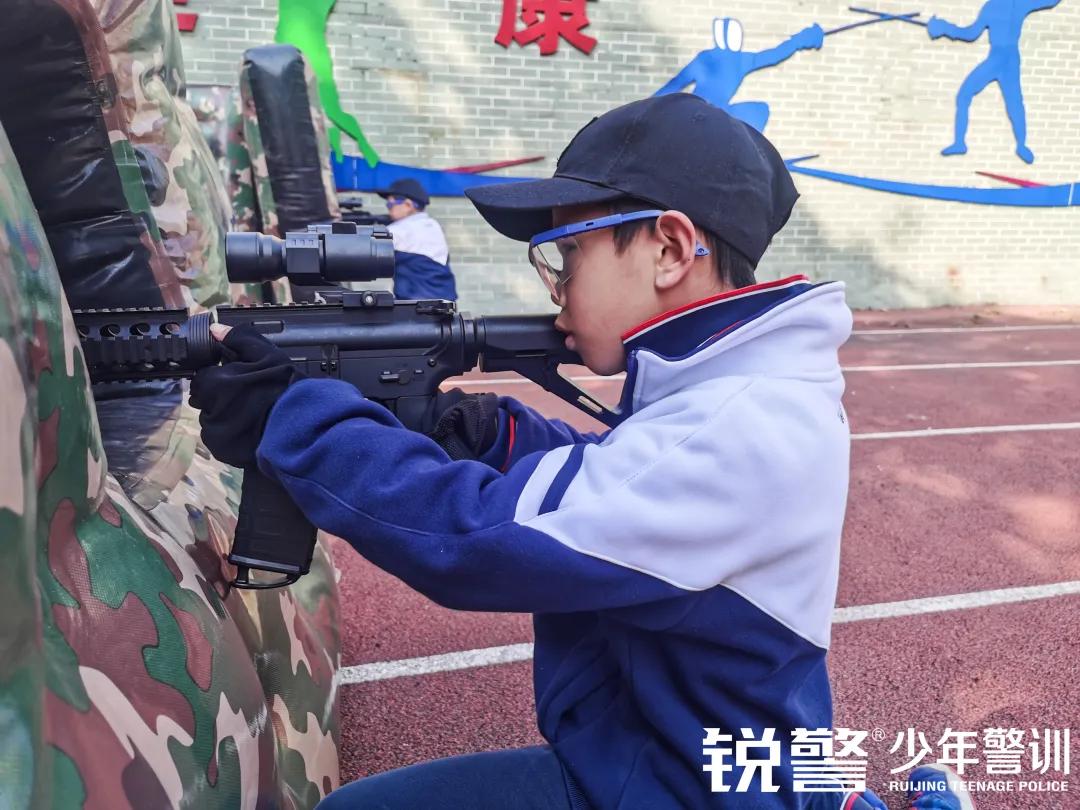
[376,177,430,207]
[464,94,798,267]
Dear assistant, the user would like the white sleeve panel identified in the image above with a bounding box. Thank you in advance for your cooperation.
[516,375,849,649]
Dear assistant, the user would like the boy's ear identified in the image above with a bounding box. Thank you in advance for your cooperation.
[653,211,699,291]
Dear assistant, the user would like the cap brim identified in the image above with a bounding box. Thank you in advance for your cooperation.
[464,177,626,242]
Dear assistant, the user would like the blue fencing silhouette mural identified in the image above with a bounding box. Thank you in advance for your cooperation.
[654,18,824,132]
[927,0,1061,164]
[331,5,1077,207]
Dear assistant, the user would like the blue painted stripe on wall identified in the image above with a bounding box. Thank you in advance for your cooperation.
[788,161,1080,208]
[336,153,1080,208]
[333,156,529,196]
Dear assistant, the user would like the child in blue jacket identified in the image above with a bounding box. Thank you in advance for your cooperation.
[377,177,458,302]
[191,95,967,809]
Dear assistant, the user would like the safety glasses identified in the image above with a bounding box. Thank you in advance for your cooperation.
[385,196,408,209]
[528,210,710,302]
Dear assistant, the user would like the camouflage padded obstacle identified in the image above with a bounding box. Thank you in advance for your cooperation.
[228,43,340,304]
[237,44,341,237]
[0,0,183,310]
[188,83,235,181]
[230,71,273,236]
[0,124,52,810]
[187,81,291,305]
[0,2,342,806]
[92,0,232,312]
[0,115,343,810]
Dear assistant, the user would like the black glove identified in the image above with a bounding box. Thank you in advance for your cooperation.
[425,388,501,461]
[189,325,305,468]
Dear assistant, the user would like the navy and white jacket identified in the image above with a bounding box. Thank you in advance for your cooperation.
[257,276,854,808]
[388,211,458,301]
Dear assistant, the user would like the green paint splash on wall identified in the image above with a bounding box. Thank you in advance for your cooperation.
[275,0,380,166]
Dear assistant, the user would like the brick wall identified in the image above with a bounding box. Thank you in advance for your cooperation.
[180,0,1080,313]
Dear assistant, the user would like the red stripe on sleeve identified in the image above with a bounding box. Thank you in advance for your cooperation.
[499,416,517,473]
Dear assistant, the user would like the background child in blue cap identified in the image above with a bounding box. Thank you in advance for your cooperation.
[377,176,458,301]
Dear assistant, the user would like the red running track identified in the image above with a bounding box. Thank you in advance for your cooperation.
[333,308,1080,809]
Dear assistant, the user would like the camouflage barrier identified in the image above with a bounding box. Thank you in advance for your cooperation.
[230,45,343,306]
[237,44,341,237]
[187,42,364,284]
[0,0,343,802]
[0,0,184,310]
[307,58,344,227]
[93,0,232,312]
[236,60,281,237]
[0,117,342,808]
[229,62,298,305]
[0,124,49,810]
[226,83,262,235]
[188,83,234,181]
[187,82,290,305]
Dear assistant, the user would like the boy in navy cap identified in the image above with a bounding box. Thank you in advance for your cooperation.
[191,95,968,809]
[377,177,458,301]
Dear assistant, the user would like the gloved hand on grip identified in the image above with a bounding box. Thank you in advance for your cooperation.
[189,323,306,469]
[424,388,502,461]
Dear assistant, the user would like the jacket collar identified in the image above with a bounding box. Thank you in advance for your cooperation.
[620,275,814,360]
[613,276,850,419]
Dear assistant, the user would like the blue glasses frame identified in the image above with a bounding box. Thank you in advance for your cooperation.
[529,210,711,256]
[528,209,711,300]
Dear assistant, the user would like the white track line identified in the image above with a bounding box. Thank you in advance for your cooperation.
[452,358,1080,387]
[845,359,1080,372]
[339,643,534,684]
[853,422,1080,440]
[338,581,1080,685]
[833,581,1080,623]
[851,324,1080,335]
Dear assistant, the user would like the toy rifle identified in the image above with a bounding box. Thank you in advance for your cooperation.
[74,223,620,589]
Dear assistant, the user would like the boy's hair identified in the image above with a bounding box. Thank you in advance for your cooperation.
[609,198,756,290]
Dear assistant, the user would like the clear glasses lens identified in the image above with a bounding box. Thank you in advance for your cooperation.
[529,236,580,300]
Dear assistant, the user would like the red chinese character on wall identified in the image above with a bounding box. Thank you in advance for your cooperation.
[174,0,198,32]
[496,0,598,56]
